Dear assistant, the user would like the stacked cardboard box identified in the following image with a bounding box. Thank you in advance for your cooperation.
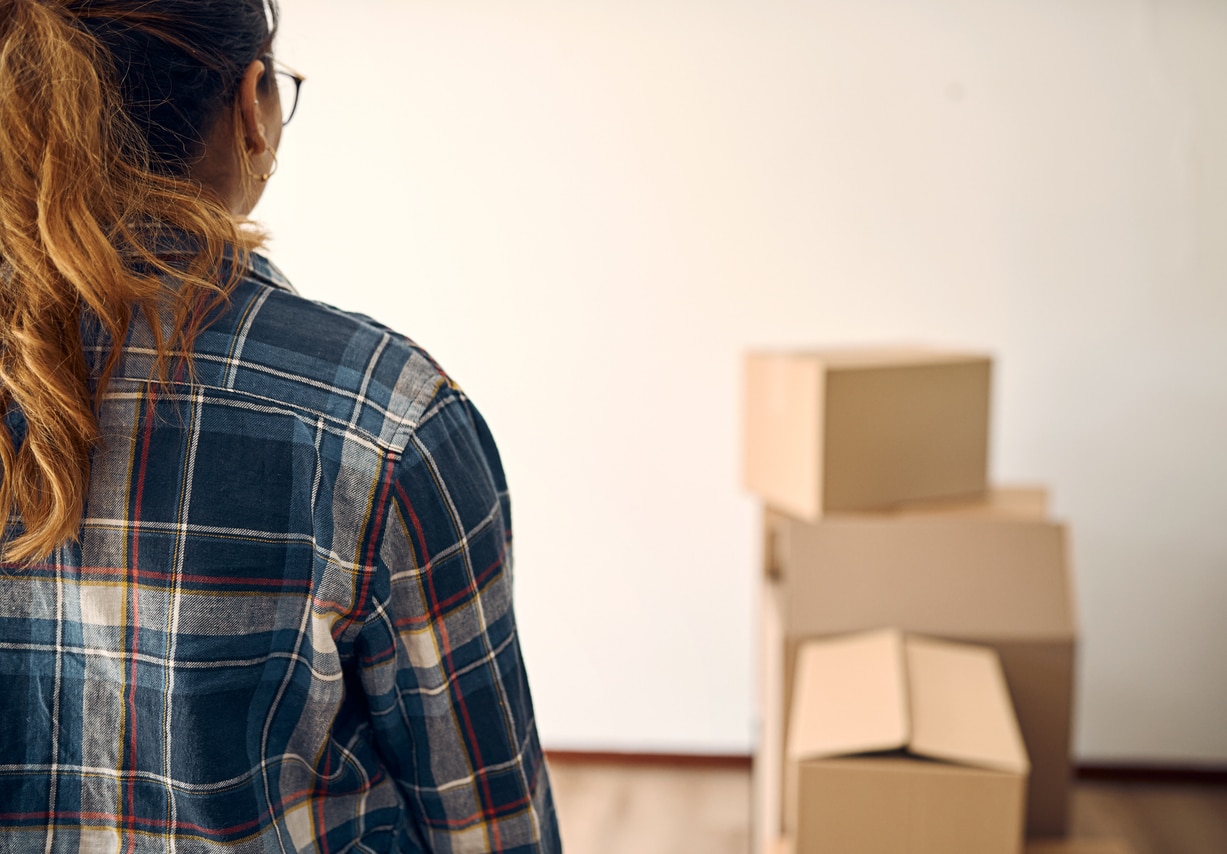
[744,348,1080,854]
[785,630,1031,854]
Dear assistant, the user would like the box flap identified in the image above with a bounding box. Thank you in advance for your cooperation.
[905,636,1030,775]
[787,629,909,762]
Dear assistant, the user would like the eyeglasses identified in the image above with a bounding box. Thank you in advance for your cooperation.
[263,55,305,127]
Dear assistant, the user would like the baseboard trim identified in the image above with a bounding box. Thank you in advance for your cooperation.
[1075,764,1227,785]
[545,751,1227,783]
[545,750,752,770]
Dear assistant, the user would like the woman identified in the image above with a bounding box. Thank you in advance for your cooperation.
[0,1,560,851]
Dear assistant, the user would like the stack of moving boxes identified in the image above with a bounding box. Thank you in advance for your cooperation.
[744,348,1093,854]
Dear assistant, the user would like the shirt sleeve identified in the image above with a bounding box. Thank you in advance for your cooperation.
[354,385,561,853]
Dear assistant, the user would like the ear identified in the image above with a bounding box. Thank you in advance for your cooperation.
[236,58,271,156]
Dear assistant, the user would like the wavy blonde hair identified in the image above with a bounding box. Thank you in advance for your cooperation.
[0,0,270,564]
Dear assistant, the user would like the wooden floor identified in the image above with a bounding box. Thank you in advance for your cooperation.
[547,756,1227,854]
[549,758,750,854]
[1072,780,1227,854]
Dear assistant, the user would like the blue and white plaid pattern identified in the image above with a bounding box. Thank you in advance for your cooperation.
[0,253,560,853]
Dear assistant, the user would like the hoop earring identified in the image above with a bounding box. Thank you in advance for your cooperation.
[250,147,278,183]
[233,99,278,183]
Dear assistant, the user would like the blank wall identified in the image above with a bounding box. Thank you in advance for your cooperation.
[260,0,1227,763]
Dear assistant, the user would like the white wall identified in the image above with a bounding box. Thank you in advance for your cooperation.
[261,0,1227,763]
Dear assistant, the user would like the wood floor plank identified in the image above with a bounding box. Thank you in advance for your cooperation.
[1072,783,1227,854]
[550,758,749,854]
[547,758,1227,854]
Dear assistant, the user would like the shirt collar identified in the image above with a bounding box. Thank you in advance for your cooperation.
[238,250,298,296]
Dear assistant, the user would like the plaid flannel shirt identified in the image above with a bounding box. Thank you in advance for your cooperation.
[0,252,560,853]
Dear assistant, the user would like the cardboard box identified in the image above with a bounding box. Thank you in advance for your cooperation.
[743,348,991,518]
[763,506,1077,837]
[754,490,1055,852]
[763,487,1049,581]
[784,630,1029,854]
[753,583,789,854]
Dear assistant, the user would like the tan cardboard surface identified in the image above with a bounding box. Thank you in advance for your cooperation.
[784,632,1029,853]
[744,353,824,520]
[787,630,909,762]
[793,757,1027,854]
[788,632,1028,772]
[752,585,787,854]
[906,636,1030,775]
[822,357,990,512]
[770,513,1075,640]
[777,633,1074,838]
[890,485,1048,518]
[761,486,1051,581]
[993,640,1076,832]
[743,349,991,518]
[764,510,1077,836]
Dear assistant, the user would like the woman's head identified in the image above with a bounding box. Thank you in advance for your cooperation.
[0,0,284,564]
[75,0,278,169]
[72,0,290,214]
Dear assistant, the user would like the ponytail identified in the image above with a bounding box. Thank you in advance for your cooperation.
[0,0,265,564]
